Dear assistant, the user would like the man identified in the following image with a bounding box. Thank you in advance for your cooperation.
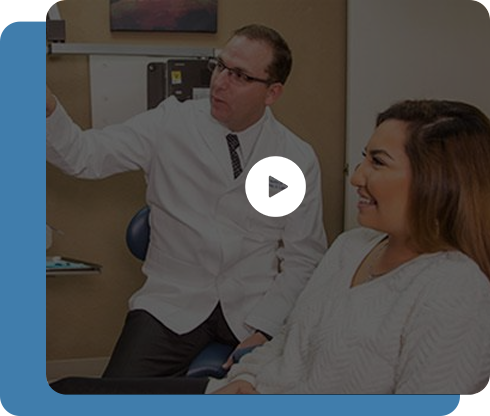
[46,24,327,377]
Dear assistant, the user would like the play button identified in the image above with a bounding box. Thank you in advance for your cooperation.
[245,156,306,217]
[269,176,288,197]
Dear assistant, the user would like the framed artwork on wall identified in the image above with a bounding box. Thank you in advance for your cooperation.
[110,0,218,32]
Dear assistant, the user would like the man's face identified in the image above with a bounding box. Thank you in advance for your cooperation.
[209,35,283,132]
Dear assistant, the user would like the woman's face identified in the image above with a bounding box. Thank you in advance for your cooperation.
[350,119,412,240]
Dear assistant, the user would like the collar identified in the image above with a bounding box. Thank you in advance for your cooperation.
[227,109,269,162]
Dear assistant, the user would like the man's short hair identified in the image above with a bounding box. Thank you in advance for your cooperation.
[233,24,293,85]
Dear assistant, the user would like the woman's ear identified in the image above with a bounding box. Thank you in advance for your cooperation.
[265,83,284,106]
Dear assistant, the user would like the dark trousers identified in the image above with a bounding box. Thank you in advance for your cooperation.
[50,376,209,395]
[103,304,239,378]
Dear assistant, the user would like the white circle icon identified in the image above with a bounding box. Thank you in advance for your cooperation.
[245,156,306,217]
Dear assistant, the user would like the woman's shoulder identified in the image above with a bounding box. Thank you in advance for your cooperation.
[414,251,490,313]
[429,251,489,290]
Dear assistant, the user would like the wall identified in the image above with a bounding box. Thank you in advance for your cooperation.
[46,0,347,360]
[344,0,490,229]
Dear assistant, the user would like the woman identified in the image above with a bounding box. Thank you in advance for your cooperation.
[208,99,490,394]
[51,99,490,394]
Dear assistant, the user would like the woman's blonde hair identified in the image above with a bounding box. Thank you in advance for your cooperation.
[377,100,490,279]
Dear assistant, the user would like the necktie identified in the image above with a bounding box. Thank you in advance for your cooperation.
[226,134,243,179]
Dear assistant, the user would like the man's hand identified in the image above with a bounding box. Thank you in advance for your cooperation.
[222,331,268,371]
[46,85,57,118]
[210,380,259,394]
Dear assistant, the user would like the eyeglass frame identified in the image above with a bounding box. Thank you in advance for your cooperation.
[207,57,276,86]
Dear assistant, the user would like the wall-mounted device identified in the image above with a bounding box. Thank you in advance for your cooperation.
[147,59,212,109]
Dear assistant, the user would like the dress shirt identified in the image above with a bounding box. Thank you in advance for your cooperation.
[210,112,266,180]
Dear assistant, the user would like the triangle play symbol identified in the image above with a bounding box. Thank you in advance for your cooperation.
[269,176,288,198]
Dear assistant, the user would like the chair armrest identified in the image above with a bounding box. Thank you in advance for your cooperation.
[186,343,257,379]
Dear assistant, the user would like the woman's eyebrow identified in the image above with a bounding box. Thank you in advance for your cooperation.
[365,148,395,161]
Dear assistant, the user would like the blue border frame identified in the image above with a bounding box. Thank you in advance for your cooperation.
[0,22,460,416]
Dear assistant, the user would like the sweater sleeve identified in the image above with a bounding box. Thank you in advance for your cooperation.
[206,325,290,393]
[395,264,490,394]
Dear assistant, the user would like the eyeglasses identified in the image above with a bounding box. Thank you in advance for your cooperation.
[207,57,273,86]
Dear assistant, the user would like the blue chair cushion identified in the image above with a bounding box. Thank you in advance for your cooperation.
[186,343,257,379]
[186,342,234,379]
[126,206,150,261]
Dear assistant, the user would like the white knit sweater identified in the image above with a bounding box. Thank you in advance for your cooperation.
[207,228,490,394]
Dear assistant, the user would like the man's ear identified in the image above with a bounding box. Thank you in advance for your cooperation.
[265,83,284,106]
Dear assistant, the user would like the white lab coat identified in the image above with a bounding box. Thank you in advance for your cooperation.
[46,96,327,340]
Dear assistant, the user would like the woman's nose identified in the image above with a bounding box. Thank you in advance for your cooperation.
[349,161,365,187]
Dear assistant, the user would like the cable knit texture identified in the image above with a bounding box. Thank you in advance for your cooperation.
[209,228,490,394]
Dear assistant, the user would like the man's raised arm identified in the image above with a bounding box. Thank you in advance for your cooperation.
[46,85,57,118]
